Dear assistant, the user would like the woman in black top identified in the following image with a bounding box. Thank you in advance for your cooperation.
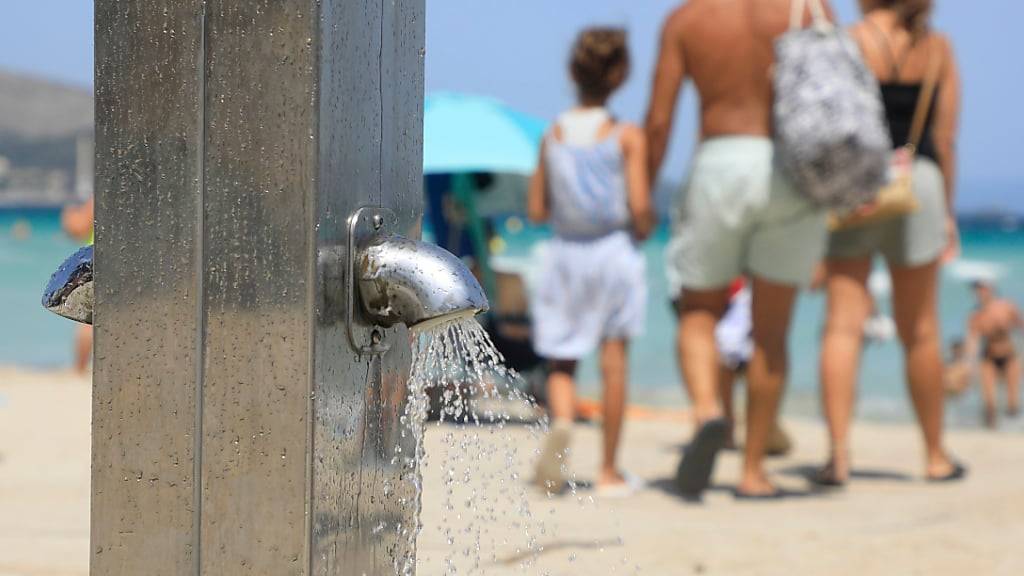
[816,0,965,485]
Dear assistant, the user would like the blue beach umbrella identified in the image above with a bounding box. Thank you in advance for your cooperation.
[422,92,548,301]
[424,92,547,176]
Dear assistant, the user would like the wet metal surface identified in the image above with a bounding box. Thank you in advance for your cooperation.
[93,1,203,574]
[311,0,425,572]
[92,1,425,574]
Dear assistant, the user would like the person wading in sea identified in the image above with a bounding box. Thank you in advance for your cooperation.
[965,280,1023,428]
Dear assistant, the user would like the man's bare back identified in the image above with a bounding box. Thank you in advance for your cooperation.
[646,0,834,176]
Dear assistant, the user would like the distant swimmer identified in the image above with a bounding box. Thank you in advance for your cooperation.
[11,219,32,241]
[965,280,1023,428]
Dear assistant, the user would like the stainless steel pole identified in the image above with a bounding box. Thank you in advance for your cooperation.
[91,1,425,573]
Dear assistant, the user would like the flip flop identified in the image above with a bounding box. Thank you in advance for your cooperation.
[675,418,729,497]
[811,458,848,488]
[926,462,968,483]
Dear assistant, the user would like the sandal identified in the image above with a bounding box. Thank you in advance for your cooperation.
[926,461,968,483]
[811,454,849,488]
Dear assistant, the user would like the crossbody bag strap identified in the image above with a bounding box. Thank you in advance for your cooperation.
[907,37,943,152]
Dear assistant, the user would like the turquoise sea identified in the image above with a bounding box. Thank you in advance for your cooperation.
[4,209,1023,428]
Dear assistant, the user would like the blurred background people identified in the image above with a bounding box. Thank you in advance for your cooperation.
[816,0,964,486]
[964,280,1022,427]
[59,197,93,375]
[944,338,972,396]
[645,0,832,499]
[530,28,653,497]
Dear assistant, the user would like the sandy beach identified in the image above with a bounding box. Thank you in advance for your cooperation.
[2,368,1022,575]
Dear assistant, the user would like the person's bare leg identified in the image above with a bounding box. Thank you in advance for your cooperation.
[674,288,731,495]
[677,289,731,425]
[536,360,578,491]
[889,261,956,477]
[739,276,799,496]
[1005,357,1021,417]
[599,339,628,486]
[74,325,93,375]
[546,360,577,423]
[818,258,873,482]
[979,361,999,428]
[719,367,737,448]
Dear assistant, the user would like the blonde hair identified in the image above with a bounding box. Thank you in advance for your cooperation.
[569,27,630,101]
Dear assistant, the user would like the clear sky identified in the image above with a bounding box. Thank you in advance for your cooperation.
[2,1,1020,211]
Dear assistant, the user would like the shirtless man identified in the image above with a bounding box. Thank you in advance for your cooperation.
[645,0,833,499]
[966,281,1023,428]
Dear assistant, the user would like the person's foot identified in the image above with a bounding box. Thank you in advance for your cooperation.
[926,461,968,482]
[735,473,780,499]
[675,418,729,498]
[596,469,645,498]
[598,468,626,486]
[812,449,850,487]
[984,406,998,429]
[926,456,968,483]
[535,421,572,495]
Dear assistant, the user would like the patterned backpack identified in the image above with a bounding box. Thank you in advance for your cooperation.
[773,0,891,211]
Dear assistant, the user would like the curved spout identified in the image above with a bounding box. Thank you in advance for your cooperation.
[42,245,94,325]
[357,235,489,332]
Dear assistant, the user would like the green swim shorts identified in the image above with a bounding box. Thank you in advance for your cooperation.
[666,137,828,295]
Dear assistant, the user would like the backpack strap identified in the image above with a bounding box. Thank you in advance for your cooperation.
[790,0,830,31]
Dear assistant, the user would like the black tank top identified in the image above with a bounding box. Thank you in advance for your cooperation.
[865,22,941,163]
[880,84,939,163]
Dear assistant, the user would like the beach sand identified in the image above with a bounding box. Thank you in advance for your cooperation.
[2,368,1022,575]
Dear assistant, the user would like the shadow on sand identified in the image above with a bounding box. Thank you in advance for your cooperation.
[647,477,829,504]
[779,464,915,483]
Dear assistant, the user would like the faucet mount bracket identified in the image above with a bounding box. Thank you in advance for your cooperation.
[346,205,396,356]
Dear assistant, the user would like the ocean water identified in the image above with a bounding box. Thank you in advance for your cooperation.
[1,209,82,369]
[3,209,1022,427]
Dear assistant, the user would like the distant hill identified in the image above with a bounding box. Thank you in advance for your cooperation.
[0,69,92,139]
[0,70,93,206]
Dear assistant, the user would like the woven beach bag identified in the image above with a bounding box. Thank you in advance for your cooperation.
[773,0,891,211]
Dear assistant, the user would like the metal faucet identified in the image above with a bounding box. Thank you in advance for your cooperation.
[342,206,489,354]
[41,209,489,346]
[42,245,94,325]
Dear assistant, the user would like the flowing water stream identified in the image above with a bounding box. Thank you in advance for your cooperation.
[398,317,638,575]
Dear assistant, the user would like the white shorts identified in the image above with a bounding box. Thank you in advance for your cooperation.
[530,231,647,360]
